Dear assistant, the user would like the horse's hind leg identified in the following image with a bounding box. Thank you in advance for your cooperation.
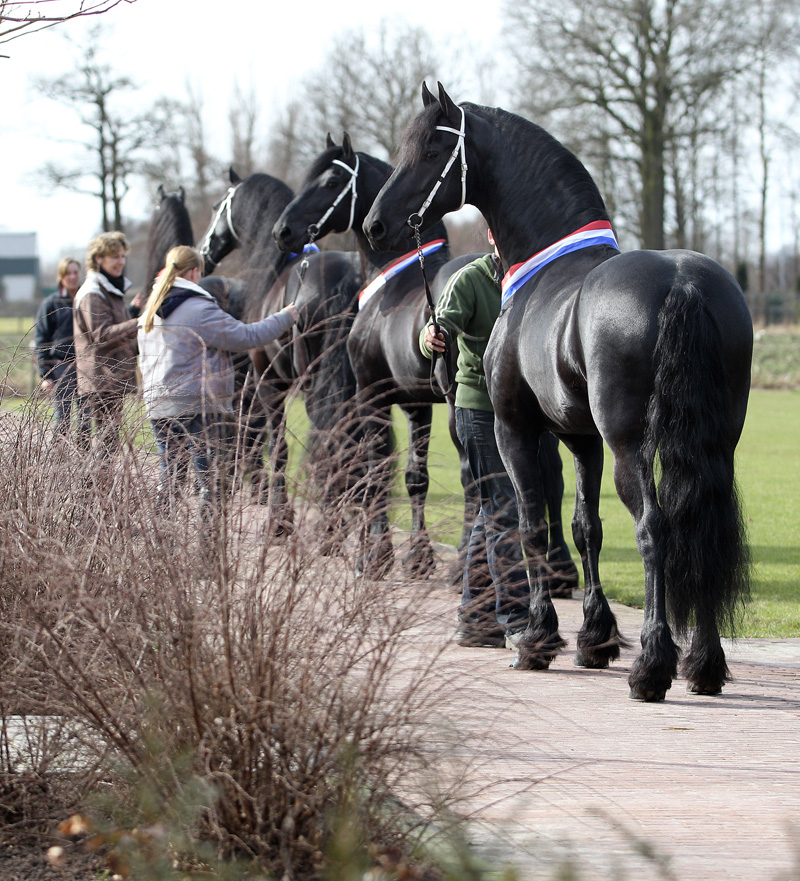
[682,609,729,695]
[539,431,579,597]
[399,403,435,577]
[563,436,626,669]
[610,441,679,701]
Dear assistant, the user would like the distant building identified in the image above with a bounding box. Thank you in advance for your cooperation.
[0,232,40,302]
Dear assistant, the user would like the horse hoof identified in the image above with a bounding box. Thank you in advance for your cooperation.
[629,686,667,702]
[574,651,609,669]
[401,550,435,579]
[510,649,553,671]
[687,682,723,696]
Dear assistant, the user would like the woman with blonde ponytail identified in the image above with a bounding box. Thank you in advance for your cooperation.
[138,245,298,517]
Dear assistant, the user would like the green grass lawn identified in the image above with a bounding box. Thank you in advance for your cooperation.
[4,315,798,638]
[384,388,800,638]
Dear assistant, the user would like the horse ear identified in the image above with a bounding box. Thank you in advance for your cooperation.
[157,184,165,201]
[326,132,336,148]
[342,132,353,159]
[421,81,436,108]
[178,186,186,203]
[437,83,460,124]
[229,167,242,185]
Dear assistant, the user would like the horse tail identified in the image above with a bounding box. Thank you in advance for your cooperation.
[642,280,750,639]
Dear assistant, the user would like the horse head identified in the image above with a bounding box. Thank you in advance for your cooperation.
[273,133,361,254]
[197,167,243,275]
[365,82,469,252]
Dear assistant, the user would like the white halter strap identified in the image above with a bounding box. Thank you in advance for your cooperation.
[309,155,360,239]
[409,106,467,228]
[199,185,241,257]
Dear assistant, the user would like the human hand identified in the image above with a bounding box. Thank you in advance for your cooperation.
[423,324,446,353]
[285,303,300,322]
[40,378,55,396]
[130,291,146,310]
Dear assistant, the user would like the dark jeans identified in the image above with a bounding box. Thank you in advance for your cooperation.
[51,364,91,449]
[150,413,225,512]
[455,406,529,632]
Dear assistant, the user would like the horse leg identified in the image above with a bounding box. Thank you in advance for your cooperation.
[494,420,565,670]
[354,400,395,580]
[398,404,436,577]
[539,431,579,597]
[683,610,728,695]
[562,435,627,669]
[262,399,293,535]
[611,441,679,701]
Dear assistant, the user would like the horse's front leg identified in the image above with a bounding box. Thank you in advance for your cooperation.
[562,435,627,669]
[610,439,679,701]
[354,397,395,580]
[262,397,294,535]
[398,403,436,577]
[539,431,579,597]
[495,420,565,670]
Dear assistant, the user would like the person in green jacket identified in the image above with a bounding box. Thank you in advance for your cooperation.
[420,230,529,647]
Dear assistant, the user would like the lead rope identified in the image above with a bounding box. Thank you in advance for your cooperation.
[409,216,454,397]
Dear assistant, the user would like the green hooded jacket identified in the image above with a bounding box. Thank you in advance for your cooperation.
[419,253,501,411]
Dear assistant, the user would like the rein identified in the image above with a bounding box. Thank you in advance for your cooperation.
[404,106,468,397]
[409,219,455,398]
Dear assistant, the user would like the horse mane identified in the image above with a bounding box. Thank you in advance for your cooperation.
[144,190,195,294]
[475,104,608,221]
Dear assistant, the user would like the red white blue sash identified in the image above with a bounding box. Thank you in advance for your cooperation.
[501,221,619,308]
[358,239,446,311]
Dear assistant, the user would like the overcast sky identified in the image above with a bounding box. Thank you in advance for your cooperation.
[0,0,500,270]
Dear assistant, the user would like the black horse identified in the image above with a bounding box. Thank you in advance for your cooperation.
[366,84,752,702]
[197,168,361,531]
[143,184,246,313]
[275,135,578,586]
[143,186,194,294]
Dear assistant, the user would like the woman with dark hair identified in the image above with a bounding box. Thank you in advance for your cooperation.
[34,257,91,445]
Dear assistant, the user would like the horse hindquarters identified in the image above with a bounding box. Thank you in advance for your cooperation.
[632,279,751,698]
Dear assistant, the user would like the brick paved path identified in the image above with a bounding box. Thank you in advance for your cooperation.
[399,554,800,881]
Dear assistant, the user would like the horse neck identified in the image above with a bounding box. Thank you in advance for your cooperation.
[239,188,294,278]
[468,110,610,267]
[355,153,450,283]
[351,154,397,278]
[144,207,194,292]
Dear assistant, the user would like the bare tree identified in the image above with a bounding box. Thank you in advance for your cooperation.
[0,0,134,54]
[228,78,260,178]
[34,28,178,232]
[504,0,751,249]
[298,19,444,162]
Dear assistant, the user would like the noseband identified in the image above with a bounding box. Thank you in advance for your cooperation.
[407,106,467,230]
[199,185,241,261]
[306,155,360,242]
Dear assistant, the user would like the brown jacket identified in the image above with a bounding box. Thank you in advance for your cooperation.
[73,271,138,399]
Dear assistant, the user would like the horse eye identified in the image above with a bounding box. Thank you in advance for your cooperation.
[425,150,439,161]
[324,176,339,189]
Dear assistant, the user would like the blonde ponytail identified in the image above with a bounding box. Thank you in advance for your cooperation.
[142,246,203,333]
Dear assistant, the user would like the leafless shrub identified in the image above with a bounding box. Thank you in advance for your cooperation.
[0,395,474,878]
